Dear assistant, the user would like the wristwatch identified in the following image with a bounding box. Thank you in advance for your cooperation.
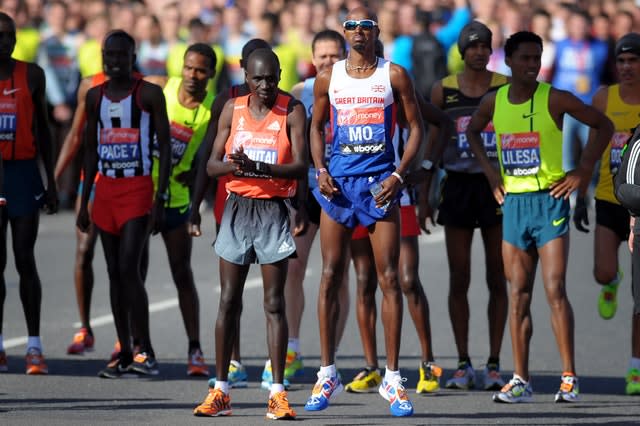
[421,159,434,171]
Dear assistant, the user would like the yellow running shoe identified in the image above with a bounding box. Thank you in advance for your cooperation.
[266,391,296,420]
[345,367,382,393]
[416,362,442,394]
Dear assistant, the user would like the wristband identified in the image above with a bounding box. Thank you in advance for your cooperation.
[315,167,328,179]
[255,161,270,174]
[391,171,404,184]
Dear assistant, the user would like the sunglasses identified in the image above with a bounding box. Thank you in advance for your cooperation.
[343,19,378,31]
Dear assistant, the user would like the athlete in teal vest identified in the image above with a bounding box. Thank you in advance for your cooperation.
[145,43,216,377]
[466,31,613,404]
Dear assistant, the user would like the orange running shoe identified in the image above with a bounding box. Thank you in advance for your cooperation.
[25,348,48,375]
[0,350,7,372]
[266,391,296,420]
[67,328,95,355]
[187,349,210,377]
[193,388,232,417]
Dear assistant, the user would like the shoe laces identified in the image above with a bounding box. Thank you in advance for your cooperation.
[500,377,522,393]
[603,290,615,302]
[190,350,205,365]
[453,366,470,378]
[269,391,292,411]
[285,350,299,364]
[134,352,150,364]
[203,389,229,409]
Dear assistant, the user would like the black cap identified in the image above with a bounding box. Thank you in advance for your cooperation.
[458,21,492,56]
[615,32,640,58]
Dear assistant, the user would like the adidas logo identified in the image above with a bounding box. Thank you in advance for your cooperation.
[277,240,293,253]
[267,120,281,131]
[236,117,245,130]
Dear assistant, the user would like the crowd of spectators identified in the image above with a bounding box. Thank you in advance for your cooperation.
[1,0,639,206]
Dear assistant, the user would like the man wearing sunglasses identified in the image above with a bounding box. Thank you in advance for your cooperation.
[305,7,424,418]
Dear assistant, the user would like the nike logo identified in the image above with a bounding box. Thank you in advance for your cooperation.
[522,112,537,119]
[446,94,458,103]
[622,46,633,52]
[2,88,20,96]
[552,217,566,226]
[34,192,44,201]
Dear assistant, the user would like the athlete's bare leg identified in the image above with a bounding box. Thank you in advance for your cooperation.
[445,225,474,360]
[480,224,507,360]
[73,195,97,333]
[594,225,622,285]
[367,207,402,371]
[351,237,379,368]
[262,260,289,385]
[12,214,42,337]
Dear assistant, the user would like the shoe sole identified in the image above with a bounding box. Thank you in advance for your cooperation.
[493,394,532,403]
[266,412,296,420]
[555,395,578,403]
[345,385,380,393]
[445,383,474,390]
[26,369,48,375]
[187,369,210,377]
[304,382,344,411]
[194,409,232,417]
[129,366,159,376]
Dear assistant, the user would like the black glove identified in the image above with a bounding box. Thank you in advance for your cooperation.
[573,197,589,233]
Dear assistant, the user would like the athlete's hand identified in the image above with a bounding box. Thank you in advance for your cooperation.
[317,172,339,199]
[417,198,435,234]
[375,174,402,209]
[550,169,586,200]
[487,169,505,205]
[292,203,309,237]
[188,209,202,237]
[228,146,257,174]
[176,169,196,186]
[44,186,59,214]
[149,199,165,235]
[76,206,90,233]
[573,197,589,233]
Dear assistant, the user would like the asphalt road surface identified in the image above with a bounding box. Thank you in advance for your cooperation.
[1,209,639,425]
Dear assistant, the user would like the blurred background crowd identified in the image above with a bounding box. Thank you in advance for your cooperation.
[1,0,638,207]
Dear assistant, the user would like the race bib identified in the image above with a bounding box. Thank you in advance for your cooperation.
[336,107,386,155]
[0,99,17,143]
[99,128,141,171]
[501,131,541,176]
[233,130,278,178]
[168,121,194,165]
[610,131,630,174]
[456,116,497,159]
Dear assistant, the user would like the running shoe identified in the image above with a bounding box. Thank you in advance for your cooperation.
[345,367,382,393]
[266,391,296,420]
[554,373,579,403]
[304,371,343,411]
[193,388,232,417]
[493,376,533,403]
[378,376,414,417]
[445,361,475,390]
[284,349,304,380]
[67,327,95,355]
[110,340,121,361]
[209,360,249,388]
[626,368,640,395]
[25,347,48,375]
[0,350,7,372]
[416,362,442,394]
[129,352,159,376]
[261,360,290,390]
[598,270,621,320]
[98,357,133,379]
[187,349,210,377]
[482,363,505,391]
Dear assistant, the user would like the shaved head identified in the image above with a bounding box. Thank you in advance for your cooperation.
[247,47,280,72]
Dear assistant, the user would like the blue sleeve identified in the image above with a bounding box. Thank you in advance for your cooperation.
[36,44,65,106]
[435,7,472,53]
[391,36,413,73]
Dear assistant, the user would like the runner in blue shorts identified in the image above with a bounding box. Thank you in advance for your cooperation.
[304,7,423,418]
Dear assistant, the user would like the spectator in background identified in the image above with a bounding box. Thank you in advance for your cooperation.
[160,2,182,46]
[2,0,39,62]
[77,13,110,78]
[255,12,298,92]
[285,1,314,80]
[552,7,608,174]
[486,21,509,76]
[221,5,251,86]
[137,14,169,76]
[377,2,398,61]
[530,8,556,82]
[391,2,418,72]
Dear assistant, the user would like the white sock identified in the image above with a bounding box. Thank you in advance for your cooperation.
[319,364,336,378]
[215,380,229,395]
[384,367,401,383]
[630,357,640,370]
[230,359,242,368]
[287,338,300,354]
[0,334,4,352]
[27,336,42,352]
[513,373,528,384]
[270,383,285,397]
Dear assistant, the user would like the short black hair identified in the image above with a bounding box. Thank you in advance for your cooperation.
[103,29,136,52]
[241,38,271,65]
[504,31,543,58]
[312,29,346,55]
[185,42,217,70]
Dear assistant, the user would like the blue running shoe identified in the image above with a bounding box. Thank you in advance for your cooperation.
[378,376,413,417]
[260,360,291,390]
[304,371,343,411]
[493,376,533,403]
[208,360,248,389]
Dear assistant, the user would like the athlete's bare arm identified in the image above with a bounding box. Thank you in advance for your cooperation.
[310,68,338,198]
[548,88,614,199]
[55,77,92,180]
[77,86,101,232]
[29,62,58,213]
[206,99,237,178]
[466,91,504,204]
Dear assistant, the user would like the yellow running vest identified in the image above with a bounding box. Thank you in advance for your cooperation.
[493,82,564,193]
